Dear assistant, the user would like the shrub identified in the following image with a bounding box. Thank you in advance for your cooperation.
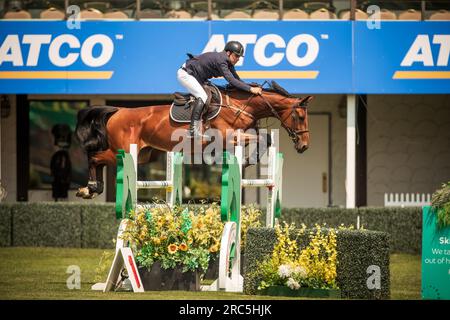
[431,181,450,228]
[254,223,338,292]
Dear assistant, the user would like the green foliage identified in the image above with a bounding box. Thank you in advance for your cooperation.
[253,223,339,292]
[244,227,390,299]
[94,250,114,283]
[122,204,224,273]
[279,207,421,254]
[0,203,419,256]
[431,181,450,228]
[0,203,12,246]
[11,202,83,247]
[0,202,117,248]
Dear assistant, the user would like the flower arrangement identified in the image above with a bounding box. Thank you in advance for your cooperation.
[121,204,224,273]
[256,223,339,292]
[120,203,263,274]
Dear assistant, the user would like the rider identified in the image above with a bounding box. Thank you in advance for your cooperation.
[177,41,263,138]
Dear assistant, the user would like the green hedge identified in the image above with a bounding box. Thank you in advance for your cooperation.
[0,203,421,254]
[0,202,117,249]
[0,203,12,246]
[280,207,421,254]
[80,204,120,248]
[11,203,83,247]
[243,227,390,299]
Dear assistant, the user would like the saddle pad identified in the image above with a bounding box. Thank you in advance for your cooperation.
[170,84,222,123]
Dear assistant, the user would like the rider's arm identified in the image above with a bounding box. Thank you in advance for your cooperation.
[229,65,243,81]
[219,62,251,92]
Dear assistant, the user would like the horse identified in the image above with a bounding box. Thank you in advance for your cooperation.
[75,81,313,199]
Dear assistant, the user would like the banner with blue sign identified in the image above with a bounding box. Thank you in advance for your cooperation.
[0,21,449,94]
[355,21,450,94]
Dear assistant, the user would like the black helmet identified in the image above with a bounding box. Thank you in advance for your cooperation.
[224,41,244,57]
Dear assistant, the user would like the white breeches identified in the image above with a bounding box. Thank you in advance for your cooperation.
[177,64,208,104]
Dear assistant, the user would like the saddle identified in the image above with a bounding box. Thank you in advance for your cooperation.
[170,83,223,123]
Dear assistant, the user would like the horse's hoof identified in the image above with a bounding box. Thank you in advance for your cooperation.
[82,192,98,200]
[76,188,88,198]
[77,187,96,199]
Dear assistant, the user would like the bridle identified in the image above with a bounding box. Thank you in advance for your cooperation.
[258,92,309,145]
[214,83,309,145]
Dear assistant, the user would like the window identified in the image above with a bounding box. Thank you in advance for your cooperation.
[29,100,89,190]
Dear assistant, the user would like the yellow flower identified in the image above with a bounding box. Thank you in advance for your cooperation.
[209,243,219,253]
[179,243,188,251]
[168,244,178,254]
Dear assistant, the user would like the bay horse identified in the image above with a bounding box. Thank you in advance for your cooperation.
[75,82,313,199]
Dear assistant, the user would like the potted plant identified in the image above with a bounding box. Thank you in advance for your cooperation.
[255,223,340,298]
[121,203,223,291]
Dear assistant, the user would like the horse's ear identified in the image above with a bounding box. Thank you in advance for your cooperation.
[300,95,314,106]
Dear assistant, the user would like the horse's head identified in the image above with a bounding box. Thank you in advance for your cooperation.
[284,95,312,154]
[257,82,313,154]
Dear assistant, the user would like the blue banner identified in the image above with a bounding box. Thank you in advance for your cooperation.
[355,21,450,94]
[0,21,449,94]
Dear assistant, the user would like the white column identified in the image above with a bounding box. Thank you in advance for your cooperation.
[346,95,356,209]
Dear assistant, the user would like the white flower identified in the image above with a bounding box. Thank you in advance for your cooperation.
[278,264,291,278]
[286,278,300,290]
[294,265,308,279]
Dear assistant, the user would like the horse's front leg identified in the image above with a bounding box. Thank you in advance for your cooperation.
[76,150,115,199]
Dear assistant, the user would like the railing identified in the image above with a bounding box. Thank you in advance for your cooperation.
[384,192,432,207]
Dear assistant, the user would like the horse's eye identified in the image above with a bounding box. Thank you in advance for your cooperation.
[296,110,305,121]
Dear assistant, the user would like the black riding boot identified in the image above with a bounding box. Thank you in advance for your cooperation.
[189,98,209,139]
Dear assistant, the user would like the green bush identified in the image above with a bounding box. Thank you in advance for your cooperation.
[0,203,12,246]
[244,227,390,299]
[278,207,421,254]
[431,181,450,228]
[359,207,421,254]
[0,203,421,255]
[80,203,118,248]
[11,203,82,247]
[281,207,359,228]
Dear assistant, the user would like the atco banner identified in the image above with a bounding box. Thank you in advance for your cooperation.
[355,21,450,94]
[0,21,449,94]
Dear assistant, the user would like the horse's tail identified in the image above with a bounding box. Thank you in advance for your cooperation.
[75,106,119,155]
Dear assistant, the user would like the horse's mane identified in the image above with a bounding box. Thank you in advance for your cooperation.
[263,81,292,97]
[217,80,292,98]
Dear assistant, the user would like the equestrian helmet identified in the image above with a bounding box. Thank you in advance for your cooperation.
[224,41,245,57]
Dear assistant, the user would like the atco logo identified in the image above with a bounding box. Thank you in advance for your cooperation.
[393,34,449,79]
[0,34,114,67]
[203,34,320,67]
[401,34,450,67]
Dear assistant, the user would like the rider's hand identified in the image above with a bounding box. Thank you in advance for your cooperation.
[250,87,262,95]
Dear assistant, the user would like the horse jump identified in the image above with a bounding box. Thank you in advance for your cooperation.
[115,144,183,219]
[204,131,283,292]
